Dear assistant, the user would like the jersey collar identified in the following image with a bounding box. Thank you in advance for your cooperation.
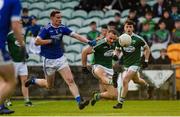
[50,23,61,28]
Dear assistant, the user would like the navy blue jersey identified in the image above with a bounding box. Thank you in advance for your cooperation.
[38,23,73,59]
[0,0,21,49]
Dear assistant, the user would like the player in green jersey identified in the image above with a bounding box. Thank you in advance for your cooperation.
[7,31,32,106]
[82,29,122,106]
[113,20,150,109]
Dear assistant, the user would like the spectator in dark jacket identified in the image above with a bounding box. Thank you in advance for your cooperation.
[160,10,175,32]
[153,20,171,44]
[21,8,31,28]
[156,48,171,64]
[114,13,123,34]
[171,19,180,43]
[136,0,152,17]
[127,9,139,32]
[153,0,167,17]
[171,4,180,20]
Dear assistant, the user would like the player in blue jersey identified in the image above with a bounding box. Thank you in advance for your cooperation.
[0,0,26,114]
[25,10,96,110]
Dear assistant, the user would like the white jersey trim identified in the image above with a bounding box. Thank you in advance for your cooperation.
[70,32,76,36]
[11,16,21,21]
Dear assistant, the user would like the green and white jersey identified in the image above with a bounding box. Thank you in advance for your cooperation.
[118,33,147,67]
[93,38,117,69]
[7,31,25,62]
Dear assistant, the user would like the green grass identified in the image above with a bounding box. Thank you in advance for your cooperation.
[7,100,180,116]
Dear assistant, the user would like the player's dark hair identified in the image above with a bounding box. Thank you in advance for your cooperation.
[108,29,118,35]
[124,20,135,26]
[89,21,96,25]
[108,21,116,26]
[101,24,108,29]
[145,10,153,16]
[22,8,29,13]
[50,10,61,17]
[115,12,121,17]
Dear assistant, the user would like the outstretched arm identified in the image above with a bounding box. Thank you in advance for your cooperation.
[71,33,96,46]
[72,33,89,44]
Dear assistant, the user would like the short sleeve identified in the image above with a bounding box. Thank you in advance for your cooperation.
[38,27,48,40]
[11,0,21,21]
[62,26,73,36]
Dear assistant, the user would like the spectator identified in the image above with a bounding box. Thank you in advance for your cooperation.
[74,0,104,12]
[114,13,123,33]
[171,4,180,20]
[153,0,167,17]
[108,21,116,30]
[153,20,171,44]
[155,48,171,64]
[87,21,100,40]
[74,0,91,12]
[87,21,100,64]
[21,8,31,28]
[25,15,41,38]
[171,19,180,43]
[136,0,152,17]
[141,11,156,32]
[160,10,175,32]
[139,22,154,46]
[127,9,139,32]
[96,25,108,40]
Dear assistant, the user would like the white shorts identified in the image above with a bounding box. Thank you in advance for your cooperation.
[92,64,114,78]
[92,64,122,88]
[124,65,140,72]
[13,62,28,77]
[43,55,69,76]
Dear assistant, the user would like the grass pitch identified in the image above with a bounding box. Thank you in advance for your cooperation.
[7,100,180,116]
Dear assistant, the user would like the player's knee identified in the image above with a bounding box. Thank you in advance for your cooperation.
[66,78,74,86]
[94,67,100,75]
